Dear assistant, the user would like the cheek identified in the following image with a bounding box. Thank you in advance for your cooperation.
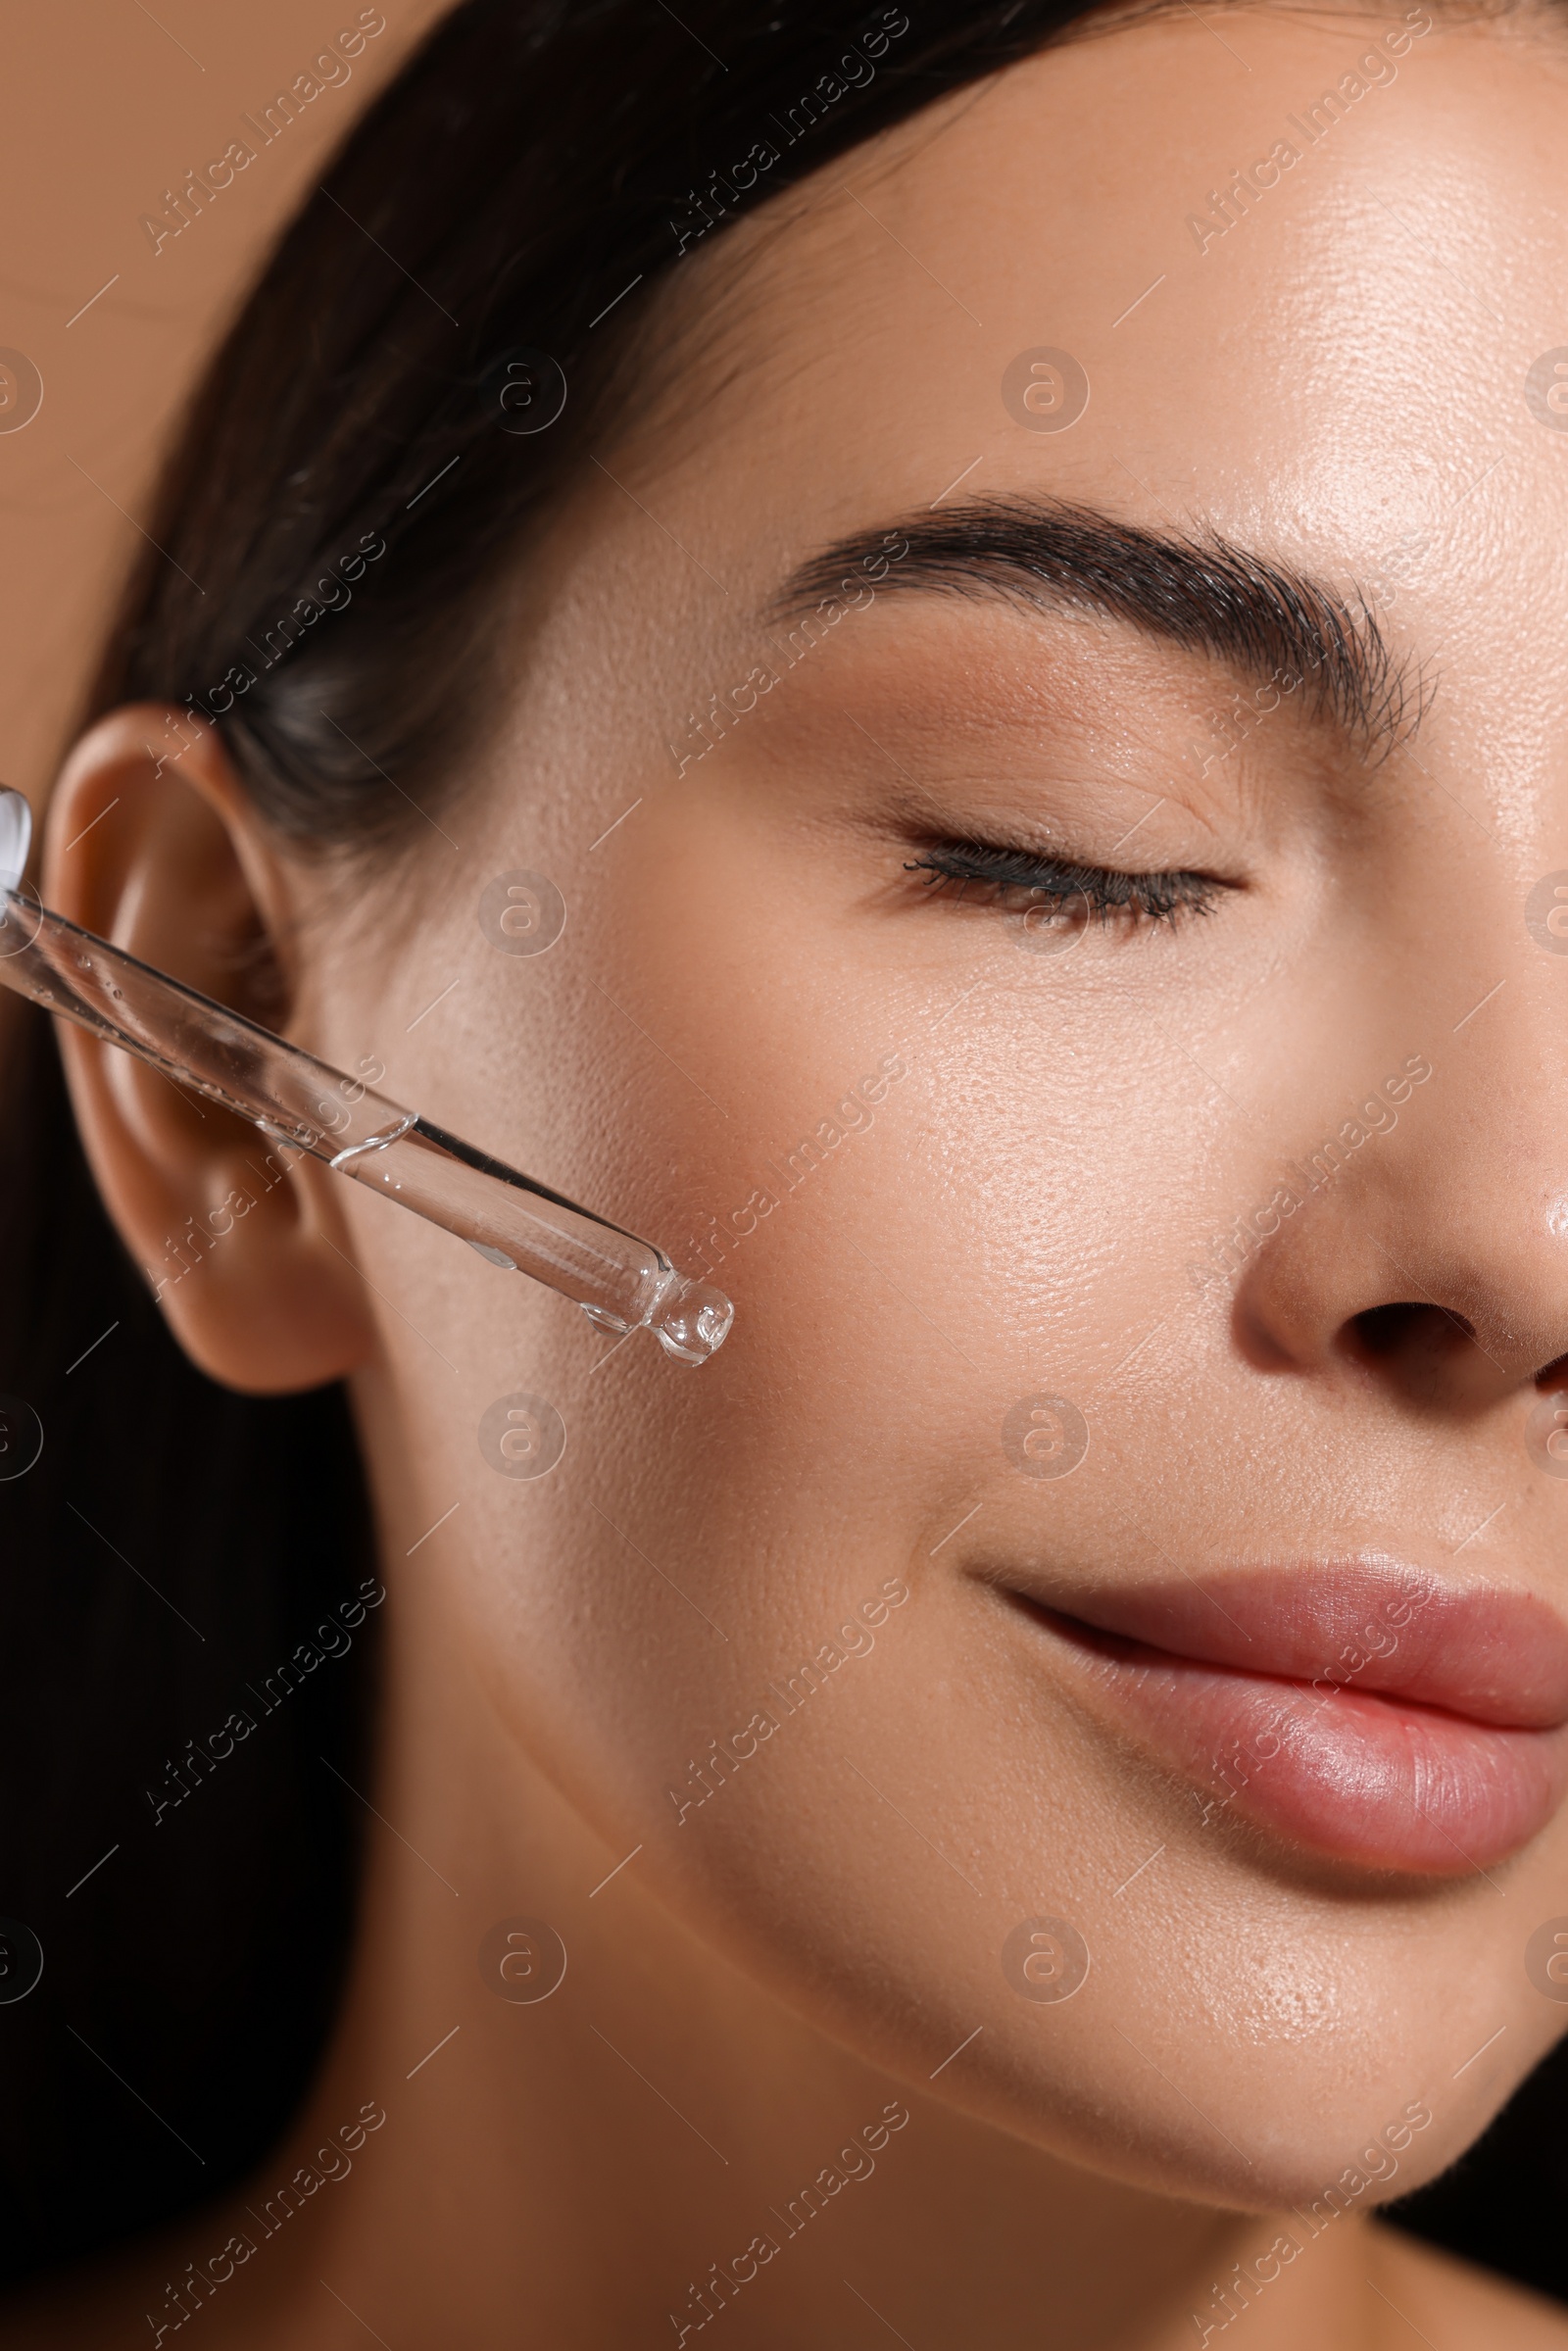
[333,759,1251,1838]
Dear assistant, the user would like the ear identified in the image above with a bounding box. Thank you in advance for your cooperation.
[43,703,378,1395]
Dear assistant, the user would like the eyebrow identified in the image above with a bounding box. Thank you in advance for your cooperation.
[774,496,1428,759]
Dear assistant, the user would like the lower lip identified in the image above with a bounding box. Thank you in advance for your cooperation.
[1015,1603,1568,1875]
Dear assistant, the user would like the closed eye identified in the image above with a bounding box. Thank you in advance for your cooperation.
[905,837,1229,927]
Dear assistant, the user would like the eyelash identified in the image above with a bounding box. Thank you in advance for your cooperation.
[904,839,1224,928]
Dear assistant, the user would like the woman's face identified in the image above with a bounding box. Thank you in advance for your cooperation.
[297,2,1568,2210]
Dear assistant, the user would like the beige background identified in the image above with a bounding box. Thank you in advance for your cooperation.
[0,0,450,813]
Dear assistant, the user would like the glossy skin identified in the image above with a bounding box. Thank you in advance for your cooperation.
[20,6,1568,2344]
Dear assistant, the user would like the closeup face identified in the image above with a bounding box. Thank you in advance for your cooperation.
[293,1,1568,2209]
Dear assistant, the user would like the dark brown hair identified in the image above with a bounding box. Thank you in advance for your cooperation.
[0,0,1556,2297]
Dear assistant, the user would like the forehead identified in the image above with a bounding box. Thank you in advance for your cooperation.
[611,5,1568,676]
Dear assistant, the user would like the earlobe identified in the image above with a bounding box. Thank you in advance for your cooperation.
[42,703,378,1396]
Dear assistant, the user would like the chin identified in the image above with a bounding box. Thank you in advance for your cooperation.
[968,2023,1519,2220]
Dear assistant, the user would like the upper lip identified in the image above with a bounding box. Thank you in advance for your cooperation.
[987,1556,1568,1731]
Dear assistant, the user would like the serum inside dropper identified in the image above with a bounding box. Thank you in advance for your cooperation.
[0,787,732,1364]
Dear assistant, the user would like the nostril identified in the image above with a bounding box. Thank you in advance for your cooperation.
[1348,1300,1476,1363]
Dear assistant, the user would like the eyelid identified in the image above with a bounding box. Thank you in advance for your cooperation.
[904,837,1227,926]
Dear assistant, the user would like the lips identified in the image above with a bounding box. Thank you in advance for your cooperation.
[993,1560,1568,1875]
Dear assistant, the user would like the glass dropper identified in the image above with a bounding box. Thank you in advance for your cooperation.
[0,788,732,1364]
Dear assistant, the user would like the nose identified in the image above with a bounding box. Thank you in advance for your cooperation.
[1232,996,1568,1410]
